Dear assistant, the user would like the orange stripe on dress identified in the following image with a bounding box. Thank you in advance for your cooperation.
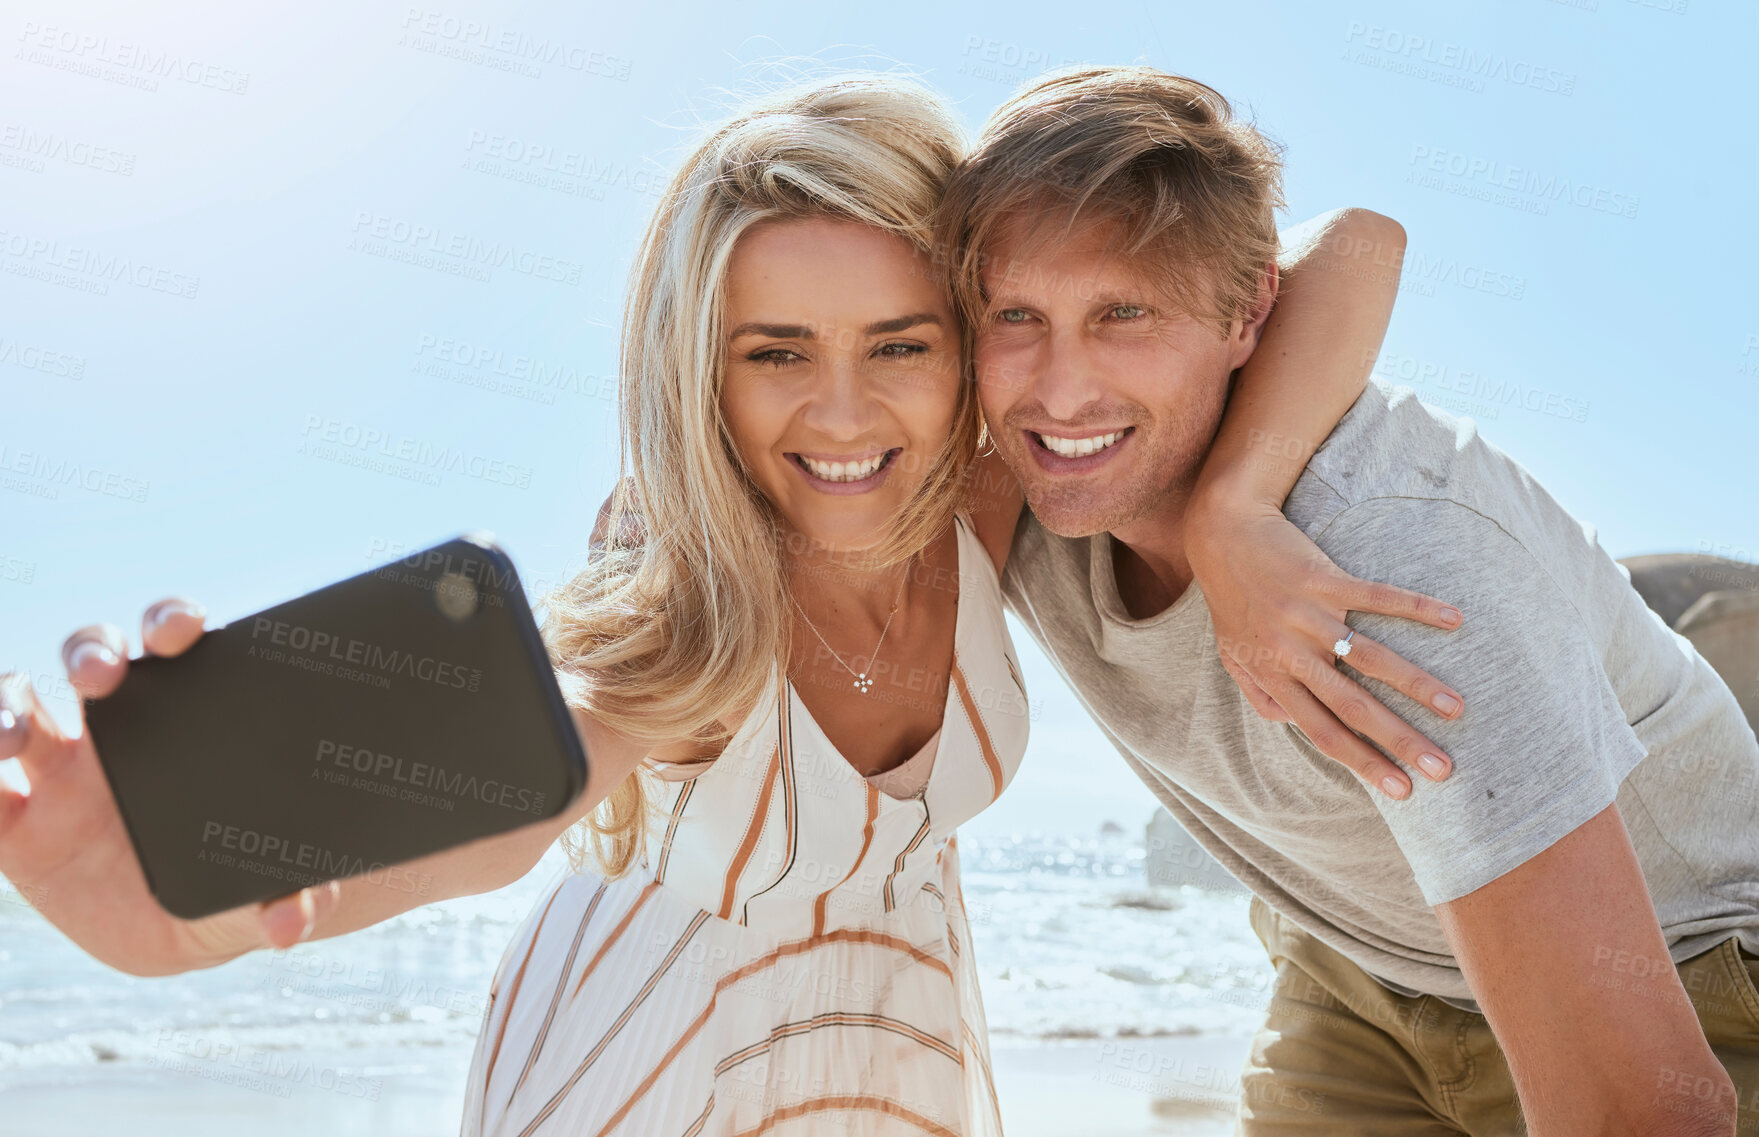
[964,1020,1002,1122]
[570,880,661,1000]
[589,928,955,1136]
[520,910,711,1137]
[813,784,879,937]
[952,661,1004,801]
[884,813,931,912]
[653,779,695,885]
[479,881,566,1126]
[717,745,779,920]
[711,1010,961,1074]
[739,690,799,926]
[772,692,798,887]
[680,1093,716,1137]
[732,1094,961,1137]
[505,879,610,1111]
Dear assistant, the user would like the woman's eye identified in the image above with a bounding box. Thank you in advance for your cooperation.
[1109,305,1145,320]
[996,308,1030,325]
[749,348,802,367]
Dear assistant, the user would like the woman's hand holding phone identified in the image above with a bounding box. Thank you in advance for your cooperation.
[0,598,342,976]
[1,583,651,977]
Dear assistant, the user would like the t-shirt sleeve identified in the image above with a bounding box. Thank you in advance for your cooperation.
[1311,496,1650,906]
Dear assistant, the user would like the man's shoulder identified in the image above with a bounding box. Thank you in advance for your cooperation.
[1001,504,1086,605]
[1288,380,1603,579]
[1284,378,1488,536]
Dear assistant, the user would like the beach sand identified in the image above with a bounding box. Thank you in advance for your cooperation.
[0,1036,1252,1135]
[992,1036,1250,1136]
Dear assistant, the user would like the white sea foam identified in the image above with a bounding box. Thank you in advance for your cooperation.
[0,833,1272,1077]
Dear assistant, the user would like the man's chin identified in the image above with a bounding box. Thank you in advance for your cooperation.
[1020,488,1127,540]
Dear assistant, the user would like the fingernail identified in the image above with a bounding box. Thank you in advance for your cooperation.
[1440,607,1463,627]
[0,706,25,754]
[68,641,119,671]
[148,601,205,630]
[1381,775,1410,799]
[1417,753,1448,779]
[1432,691,1462,716]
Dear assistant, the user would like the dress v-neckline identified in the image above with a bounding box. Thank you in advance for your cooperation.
[783,516,969,805]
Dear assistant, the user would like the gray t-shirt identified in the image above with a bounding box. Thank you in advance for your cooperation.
[1002,378,1759,1009]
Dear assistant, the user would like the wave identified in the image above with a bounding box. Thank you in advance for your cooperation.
[1,833,1272,1061]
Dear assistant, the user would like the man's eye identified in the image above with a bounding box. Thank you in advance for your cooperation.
[1109,305,1145,320]
[997,308,1030,324]
[875,342,927,359]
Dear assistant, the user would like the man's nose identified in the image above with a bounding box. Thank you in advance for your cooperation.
[1034,328,1105,423]
[800,359,882,442]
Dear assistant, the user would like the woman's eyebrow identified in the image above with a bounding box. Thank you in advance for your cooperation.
[727,321,814,340]
[726,313,941,340]
[863,312,942,335]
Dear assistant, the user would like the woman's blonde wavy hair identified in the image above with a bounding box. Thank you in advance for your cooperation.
[539,74,982,878]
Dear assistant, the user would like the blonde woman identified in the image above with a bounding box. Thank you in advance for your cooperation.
[0,74,1465,1137]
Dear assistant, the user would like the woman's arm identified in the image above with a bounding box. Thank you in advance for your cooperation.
[261,704,650,947]
[0,492,678,977]
[1195,208,1402,511]
[1187,208,1468,800]
[0,601,655,977]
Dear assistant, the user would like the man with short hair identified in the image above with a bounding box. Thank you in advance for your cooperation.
[941,65,1759,1135]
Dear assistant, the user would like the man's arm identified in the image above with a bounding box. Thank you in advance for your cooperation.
[1435,804,1737,1137]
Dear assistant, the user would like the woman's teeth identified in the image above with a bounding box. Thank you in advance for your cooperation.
[1036,430,1125,459]
[799,452,889,482]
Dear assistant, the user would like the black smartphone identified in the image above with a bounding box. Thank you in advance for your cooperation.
[82,532,589,920]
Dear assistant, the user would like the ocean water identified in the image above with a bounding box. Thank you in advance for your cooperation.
[0,832,1273,1111]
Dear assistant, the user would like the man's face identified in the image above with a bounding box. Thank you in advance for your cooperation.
[973,218,1267,539]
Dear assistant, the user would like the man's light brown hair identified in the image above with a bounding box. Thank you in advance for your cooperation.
[936,65,1286,336]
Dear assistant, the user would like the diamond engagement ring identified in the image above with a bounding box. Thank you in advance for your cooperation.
[1333,630,1356,658]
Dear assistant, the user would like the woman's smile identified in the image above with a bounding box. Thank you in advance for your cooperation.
[787,447,902,493]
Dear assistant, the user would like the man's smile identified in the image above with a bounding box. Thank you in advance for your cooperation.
[1025,427,1135,473]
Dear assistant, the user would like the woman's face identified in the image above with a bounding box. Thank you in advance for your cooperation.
[720,216,962,555]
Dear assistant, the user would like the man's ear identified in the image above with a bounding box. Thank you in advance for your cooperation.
[1226,261,1281,369]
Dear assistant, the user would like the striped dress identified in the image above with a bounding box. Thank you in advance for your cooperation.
[459,515,1030,1137]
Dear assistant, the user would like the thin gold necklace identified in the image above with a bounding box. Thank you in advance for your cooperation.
[789,564,910,695]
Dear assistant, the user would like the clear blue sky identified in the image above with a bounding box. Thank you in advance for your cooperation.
[4,0,1753,837]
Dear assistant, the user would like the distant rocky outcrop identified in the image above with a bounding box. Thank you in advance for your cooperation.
[1143,809,1247,895]
[1619,554,1759,733]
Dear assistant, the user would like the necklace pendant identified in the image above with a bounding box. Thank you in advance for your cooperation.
[853,673,872,694]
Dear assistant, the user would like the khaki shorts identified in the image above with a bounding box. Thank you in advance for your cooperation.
[1236,895,1759,1135]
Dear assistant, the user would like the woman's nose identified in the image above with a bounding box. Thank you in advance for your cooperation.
[800,359,883,442]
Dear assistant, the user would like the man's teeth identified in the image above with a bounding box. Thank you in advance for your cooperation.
[800,453,888,482]
[1037,430,1125,459]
